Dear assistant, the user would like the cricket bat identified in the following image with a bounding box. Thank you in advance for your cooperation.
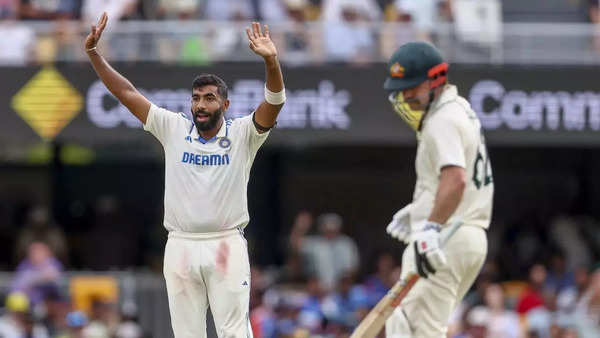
[350,221,463,338]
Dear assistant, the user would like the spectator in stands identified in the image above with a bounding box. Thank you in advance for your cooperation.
[549,216,593,272]
[591,0,599,23]
[590,0,600,53]
[0,291,49,338]
[11,241,63,307]
[256,0,287,21]
[249,268,276,338]
[556,265,590,319]
[391,0,447,42]
[64,311,88,338]
[290,212,359,290]
[0,0,19,19]
[571,265,600,337]
[114,302,143,338]
[15,204,68,265]
[157,0,200,20]
[81,0,138,24]
[83,0,143,61]
[517,263,549,315]
[363,251,396,307]
[297,276,326,333]
[480,283,521,338]
[203,0,253,20]
[46,17,83,63]
[18,0,78,20]
[82,297,119,337]
[0,7,35,66]
[276,0,324,65]
[322,273,369,329]
[322,0,379,64]
[322,0,381,22]
[272,290,304,337]
[456,306,489,338]
[546,250,576,295]
[40,288,70,337]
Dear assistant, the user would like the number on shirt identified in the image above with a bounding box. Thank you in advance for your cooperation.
[472,134,493,189]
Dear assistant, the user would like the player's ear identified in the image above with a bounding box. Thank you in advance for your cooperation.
[222,99,230,112]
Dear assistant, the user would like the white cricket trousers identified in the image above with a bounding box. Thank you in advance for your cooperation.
[386,224,487,338]
[163,228,253,338]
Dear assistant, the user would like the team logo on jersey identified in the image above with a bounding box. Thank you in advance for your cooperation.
[390,62,405,78]
[185,136,193,143]
[219,137,231,149]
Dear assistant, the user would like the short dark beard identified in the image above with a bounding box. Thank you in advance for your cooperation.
[192,106,224,132]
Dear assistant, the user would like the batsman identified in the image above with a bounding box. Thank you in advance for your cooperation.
[383,42,494,337]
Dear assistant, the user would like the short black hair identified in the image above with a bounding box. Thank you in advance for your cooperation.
[192,74,228,100]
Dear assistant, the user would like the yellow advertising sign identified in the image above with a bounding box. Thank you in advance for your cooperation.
[11,66,83,140]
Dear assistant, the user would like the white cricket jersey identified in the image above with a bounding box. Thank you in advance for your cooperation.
[143,104,269,234]
[410,85,494,231]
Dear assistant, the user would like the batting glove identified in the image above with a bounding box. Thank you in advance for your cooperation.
[386,205,411,244]
[409,222,447,278]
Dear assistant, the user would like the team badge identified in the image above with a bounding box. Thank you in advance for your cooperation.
[185,135,192,143]
[219,137,231,149]
[390,62,405,78]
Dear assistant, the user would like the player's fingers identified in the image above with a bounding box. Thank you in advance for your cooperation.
[264,24,270,38]
[99,15,107,31]
[252,22,260,38]
[91,25,96,36]
[257,22,264,37]
[245,27,254,42]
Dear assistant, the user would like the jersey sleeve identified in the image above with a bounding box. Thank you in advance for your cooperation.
[143,104,181,145]
[423,110,466,173]
[235,112,270,153]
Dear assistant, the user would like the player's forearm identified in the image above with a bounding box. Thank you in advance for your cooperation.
[428,169,466,224]
[87,50,138,99]
[255,56,285,128]
[264,55,284,93]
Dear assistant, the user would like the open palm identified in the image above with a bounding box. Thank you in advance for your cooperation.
[85,12,108,50]
[246,22,277,58]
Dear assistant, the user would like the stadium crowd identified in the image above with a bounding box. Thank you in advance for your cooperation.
[1,201,599,337]
[0,0,452,65]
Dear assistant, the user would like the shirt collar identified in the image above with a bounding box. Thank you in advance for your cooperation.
[421,84,458,128]
[429,84,457,112]
[191,118,227,143]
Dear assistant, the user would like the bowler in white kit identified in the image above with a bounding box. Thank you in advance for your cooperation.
[85,13,286,337]
[383,42,494,337]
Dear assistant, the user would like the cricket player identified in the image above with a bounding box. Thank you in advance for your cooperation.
[383,42,494,337]
[84,13,286,337]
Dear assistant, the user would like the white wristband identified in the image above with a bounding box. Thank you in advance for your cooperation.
[86,46,97,53]
[264,85,286,105]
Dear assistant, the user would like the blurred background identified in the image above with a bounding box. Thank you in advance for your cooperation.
[1,0,600,337]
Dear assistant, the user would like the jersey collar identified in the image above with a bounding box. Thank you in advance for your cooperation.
[189,118,228,144]
[429,84,457,112]
[421,84,458,127]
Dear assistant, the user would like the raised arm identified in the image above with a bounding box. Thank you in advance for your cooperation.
[85,12,151,124]
[246,22,285,133]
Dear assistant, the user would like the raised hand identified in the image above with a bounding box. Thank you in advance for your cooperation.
[85,12,108,51]
[246,22,278,59]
